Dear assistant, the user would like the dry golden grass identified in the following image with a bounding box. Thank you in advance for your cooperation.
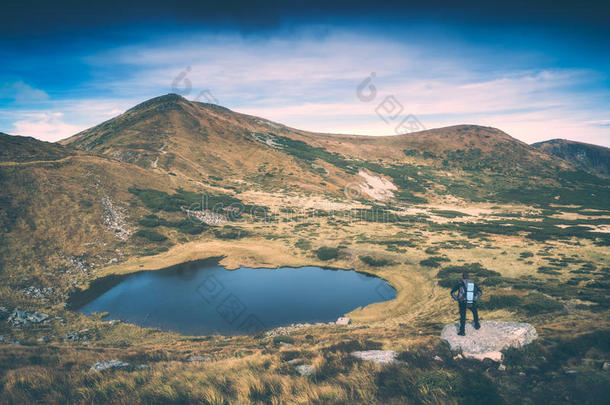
[1,152,608,403]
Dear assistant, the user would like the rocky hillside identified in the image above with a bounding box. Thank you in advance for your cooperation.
[532,138,610,178]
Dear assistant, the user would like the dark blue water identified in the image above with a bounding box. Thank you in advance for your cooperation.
[73,258,396,336]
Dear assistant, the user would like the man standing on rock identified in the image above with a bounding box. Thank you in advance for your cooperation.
[450,272,482,336]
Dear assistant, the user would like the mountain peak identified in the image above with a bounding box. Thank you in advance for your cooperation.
[126,93,189,113]
[533,138,610,178]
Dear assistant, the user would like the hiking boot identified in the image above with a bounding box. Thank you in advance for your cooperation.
[474,323,481,330]
[458,330,465,336]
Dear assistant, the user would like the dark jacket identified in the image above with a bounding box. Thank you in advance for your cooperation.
[451,278,482,303]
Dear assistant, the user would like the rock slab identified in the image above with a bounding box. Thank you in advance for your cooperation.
[440,321,537,362]
[91,360,131,372]
[351,350,396,364]
[336,317,351,325]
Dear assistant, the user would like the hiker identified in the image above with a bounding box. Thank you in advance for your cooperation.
[450,272,482,336]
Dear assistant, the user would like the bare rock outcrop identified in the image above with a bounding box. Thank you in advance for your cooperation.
[440,321,537,362]
[7,309,50,326]
[90,360,131,372]
[351,350,397,364]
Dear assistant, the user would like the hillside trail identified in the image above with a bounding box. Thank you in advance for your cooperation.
[0,155,105,167]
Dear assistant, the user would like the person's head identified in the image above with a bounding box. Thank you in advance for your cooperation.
[462,272,469,280]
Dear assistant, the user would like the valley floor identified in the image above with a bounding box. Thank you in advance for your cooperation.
[1,200,609,404]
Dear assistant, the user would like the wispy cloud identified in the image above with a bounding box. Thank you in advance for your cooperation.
[12,112,84,142]
[1,28,609,146]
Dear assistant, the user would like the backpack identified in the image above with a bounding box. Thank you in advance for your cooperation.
[459,279,476,304]
[465,280,475,304]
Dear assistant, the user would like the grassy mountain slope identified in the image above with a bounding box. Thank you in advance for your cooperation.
[60,94,608,208]
[533,138,610,178]
[0,132,75,163]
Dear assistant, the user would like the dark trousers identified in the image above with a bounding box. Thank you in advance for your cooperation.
[459,302,479,332]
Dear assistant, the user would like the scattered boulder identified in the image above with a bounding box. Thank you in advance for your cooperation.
[7,309,50,326]
[441,321,538,362]
[336,317,351,326]
[498,364,507,371]
[296,364,314,376]
[65,329,90,342]
[602,362,610,371]
[21,286,54,299]
[91,360,131,372]
[351,350,396,364]
[101,196,131,240]
[187,355,211,362]
[264,322,322,338]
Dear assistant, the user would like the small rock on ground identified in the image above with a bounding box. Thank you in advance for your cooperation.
[441,321,537,362]
[187,355,211,362]
[91,360,130,372]
[351,350,396,364]
[296,364,314,376]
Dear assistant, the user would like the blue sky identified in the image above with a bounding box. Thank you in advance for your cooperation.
[1,1,609,146]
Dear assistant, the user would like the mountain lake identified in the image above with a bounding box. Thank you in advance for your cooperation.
[69,257,396,335]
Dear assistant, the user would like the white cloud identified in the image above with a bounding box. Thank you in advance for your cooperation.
[3,29,609,147]
[12,112,85,142]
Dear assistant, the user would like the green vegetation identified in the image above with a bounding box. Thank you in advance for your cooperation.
[431,217,610,246]
[479,293,563,315]
[420,256,450,268]
[257,132,356,173]
[295,239,312,250]
[520,293,564,315]
[495,171,610,209]
[479,294,521,310]
[272,336,295,345]
[403,149,419,157]
[359,256,389,267]
[213,225,249,239]
[430,209,470,218]
[129,187,267,217]
[436,263,501,288]
[133,229,168,242]
[138,214,207,235]
[315,246,339,261]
